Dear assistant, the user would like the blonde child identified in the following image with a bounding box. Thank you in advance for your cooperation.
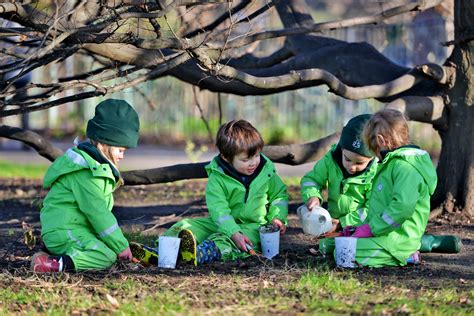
[328,109,437,267]
[31,99,140,272]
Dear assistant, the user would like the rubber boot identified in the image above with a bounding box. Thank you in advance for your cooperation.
[419,234,462,253]
[196,240,222,265]
[130,242,159,266]
[178,229,197,266]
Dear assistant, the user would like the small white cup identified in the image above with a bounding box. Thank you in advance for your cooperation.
[158,236,181,269]
[259,226,280,259]
[335,237,357,268]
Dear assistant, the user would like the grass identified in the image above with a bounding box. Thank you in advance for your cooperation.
[0,160,48,179]
[0,267,471,315]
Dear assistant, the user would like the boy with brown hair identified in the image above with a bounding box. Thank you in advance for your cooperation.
[162,119,289,265]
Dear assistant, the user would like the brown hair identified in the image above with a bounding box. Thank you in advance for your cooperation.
[363,109,410,154]
[216,120,264,161]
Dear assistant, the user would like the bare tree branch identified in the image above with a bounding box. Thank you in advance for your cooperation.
[184,0,251,38]
[0,125,63,161]
[228,0,443,51]
[262,132,340,165]
[385,95,448,129]
[193,48,446,100]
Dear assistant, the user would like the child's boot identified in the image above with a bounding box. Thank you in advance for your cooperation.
[130,242,159,266]
[406,251,421,265]
[178,229,197,266]
[196,240,222,265]
[420,234,462,253]
[31,251,62,272]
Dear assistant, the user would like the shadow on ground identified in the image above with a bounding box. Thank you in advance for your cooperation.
[0,178,472,290]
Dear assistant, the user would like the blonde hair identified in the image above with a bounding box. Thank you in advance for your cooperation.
[90,140,120,167]
[363,109,410,154]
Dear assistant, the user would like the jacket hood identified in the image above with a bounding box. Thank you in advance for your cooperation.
[205,153,275,178]
[43,148,113,188]
[384,147,437,194]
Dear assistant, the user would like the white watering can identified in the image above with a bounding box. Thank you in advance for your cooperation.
[296,204,333,236]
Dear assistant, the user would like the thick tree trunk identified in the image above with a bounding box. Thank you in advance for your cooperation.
[432,0,474,217]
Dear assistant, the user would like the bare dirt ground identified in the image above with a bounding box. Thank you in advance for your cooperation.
[0,177,472,291]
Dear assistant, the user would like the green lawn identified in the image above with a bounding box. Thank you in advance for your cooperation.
[0,160,48,179]
[0,267,471,315]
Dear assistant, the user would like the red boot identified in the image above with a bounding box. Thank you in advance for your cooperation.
[31,251,62,272]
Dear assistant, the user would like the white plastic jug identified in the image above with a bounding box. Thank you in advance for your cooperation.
[296,204,332,236]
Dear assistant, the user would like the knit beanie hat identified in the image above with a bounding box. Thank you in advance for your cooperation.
[338,114,373,157]
[86,99,140,148]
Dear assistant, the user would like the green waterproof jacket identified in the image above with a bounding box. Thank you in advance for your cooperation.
[366,146,437,263]
[205,154,289,238]
[300,144,378,226]
[40,147,128,255]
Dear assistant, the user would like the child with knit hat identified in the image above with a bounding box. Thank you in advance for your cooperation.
[300,114,377,236]
[31,99,140,272]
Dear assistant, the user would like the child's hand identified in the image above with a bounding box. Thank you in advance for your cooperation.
[328,219,341,234]
[272,218,287,235]
[118,246,133,261]
[306,197,321,210]
[232,232,253,252]
[352,224,373,238]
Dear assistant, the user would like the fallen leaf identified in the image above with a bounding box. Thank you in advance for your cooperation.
[308,248,319,256]
[106,294,120,308]
[23,229,37,249]
[459,296,470,304]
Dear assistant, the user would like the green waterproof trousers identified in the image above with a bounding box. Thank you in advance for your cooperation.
[163,217,261,261]
[43,229,118,271]
[319,237,405,267]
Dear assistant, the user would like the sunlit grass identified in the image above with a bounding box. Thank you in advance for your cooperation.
[0,268,471,315]
[0,160,48,179]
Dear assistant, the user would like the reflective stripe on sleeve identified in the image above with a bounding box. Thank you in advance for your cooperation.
[216,215,233,225]
[99,223,120,238]
[271,200,288,207]
[301,181,317,187]
[381,212,400,228]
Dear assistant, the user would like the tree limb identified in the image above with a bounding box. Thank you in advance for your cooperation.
[194,48,446,100]
[245,0,443,52]
[262,132,340,165]
[385,95,448,129]
[0,125,63,161]
[0,122,337,185]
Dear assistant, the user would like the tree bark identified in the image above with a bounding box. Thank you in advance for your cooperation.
[432,0,474,216]
[122,133,339,185]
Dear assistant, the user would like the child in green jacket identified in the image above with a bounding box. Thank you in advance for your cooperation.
[31,99,140,272]
[325,109,438,267]
[301,114,377,233]
[162,119,289,265]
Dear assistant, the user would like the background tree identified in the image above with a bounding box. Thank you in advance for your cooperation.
[0,0,472,216]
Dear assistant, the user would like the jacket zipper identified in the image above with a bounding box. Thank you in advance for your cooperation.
[244,185,250,203]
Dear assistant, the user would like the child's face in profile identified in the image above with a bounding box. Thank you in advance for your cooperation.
[110,146,127,164]
[230,150,261,176]
[97,143,128,166]
[341,149,372,175]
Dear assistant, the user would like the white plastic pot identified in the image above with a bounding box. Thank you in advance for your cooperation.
[296,204,332,236]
